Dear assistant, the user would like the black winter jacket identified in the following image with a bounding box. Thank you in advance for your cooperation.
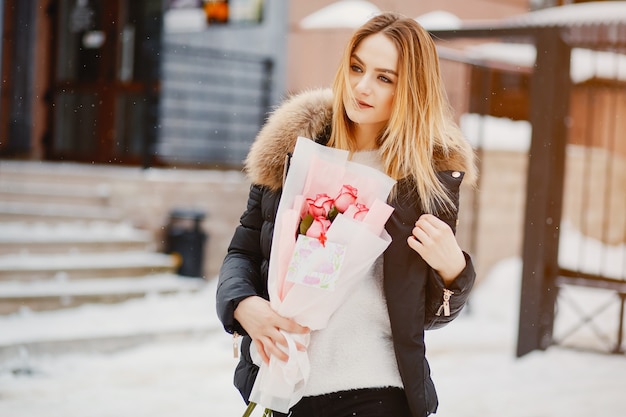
[216,89,476,417]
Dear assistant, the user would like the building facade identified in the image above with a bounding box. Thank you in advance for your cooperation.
[0,0,287,167]
[0,0,534,167]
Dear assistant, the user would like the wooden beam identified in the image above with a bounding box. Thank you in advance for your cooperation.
[517,27,572,357]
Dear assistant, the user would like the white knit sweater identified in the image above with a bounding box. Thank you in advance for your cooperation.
[303,255,404,395]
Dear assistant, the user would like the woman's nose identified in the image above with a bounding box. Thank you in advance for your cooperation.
[354,75,372,95]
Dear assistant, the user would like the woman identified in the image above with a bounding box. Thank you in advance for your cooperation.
[217,12,476,417]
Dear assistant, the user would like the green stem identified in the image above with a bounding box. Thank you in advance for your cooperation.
[242,402,257,417]
[241,402,272,417]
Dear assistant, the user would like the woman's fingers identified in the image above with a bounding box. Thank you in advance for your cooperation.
[407,234,422,252]
[407,214,466,283]
[411,214,450,245]
[257,327,307,364]
[413,214,444,239]
[262,335,289,363]
[254,339,270,364]
[234,296,309,363]
[277,315,309,335]
[409,214,440,250]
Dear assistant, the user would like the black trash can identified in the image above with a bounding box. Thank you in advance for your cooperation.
[165,208,207,278]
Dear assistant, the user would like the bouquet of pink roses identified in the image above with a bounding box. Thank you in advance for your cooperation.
[298,185,371,247]
[248,137,396,412]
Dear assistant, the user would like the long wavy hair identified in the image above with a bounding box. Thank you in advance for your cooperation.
[328,12,474,213]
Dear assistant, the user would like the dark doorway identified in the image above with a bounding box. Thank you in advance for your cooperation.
[49,0,162,165]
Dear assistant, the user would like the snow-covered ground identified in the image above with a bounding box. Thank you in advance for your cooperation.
[1,254,624,417]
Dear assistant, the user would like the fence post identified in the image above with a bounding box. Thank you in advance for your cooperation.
[516,27,572,357]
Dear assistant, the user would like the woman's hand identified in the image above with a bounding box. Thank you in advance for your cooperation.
[407,213,466,285]
[234,296,309,364]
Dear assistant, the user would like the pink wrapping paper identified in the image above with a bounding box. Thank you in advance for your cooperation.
[249,137,396,412]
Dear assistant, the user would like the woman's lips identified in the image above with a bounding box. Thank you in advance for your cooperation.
[357,100,372,109]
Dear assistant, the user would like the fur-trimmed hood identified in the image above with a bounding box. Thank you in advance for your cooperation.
[245,89,334,190]
[244,88,476,190]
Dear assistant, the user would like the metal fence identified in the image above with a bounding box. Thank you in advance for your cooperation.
[433,22,626,356]
[553,30,626,355]
[156,43,273,167]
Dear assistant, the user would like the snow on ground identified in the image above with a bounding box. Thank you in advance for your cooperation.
[1,258,625,417]
[0,282,211,347]
[425,257,626,417]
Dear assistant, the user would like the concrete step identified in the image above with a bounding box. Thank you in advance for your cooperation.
[0,182,111,207]
[0,160,139,185]
[0,251,179,281]
[0,201,122,222]
[0,221,155,255]
[0,273,204,315]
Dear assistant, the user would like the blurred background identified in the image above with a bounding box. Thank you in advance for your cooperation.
[0,0,625,415]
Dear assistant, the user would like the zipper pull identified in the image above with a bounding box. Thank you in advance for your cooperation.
[436,289,454,317]
[233,331,240,358]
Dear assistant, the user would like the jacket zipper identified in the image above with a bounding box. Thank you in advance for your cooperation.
[435,288,454,317]
[233,331,240,358]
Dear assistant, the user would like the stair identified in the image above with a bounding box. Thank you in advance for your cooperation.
[0,221,154,255]
[0,250,179,281]
[0,161,207,317]
[0,201,123,222]
[0,273,204,315]
[0,163,122,222]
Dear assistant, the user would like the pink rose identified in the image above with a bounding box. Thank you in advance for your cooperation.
[306,194,334,218]
[344,203,369,221]
[306,216,331,239]
[333,185,358,213]
[305,216,331,246]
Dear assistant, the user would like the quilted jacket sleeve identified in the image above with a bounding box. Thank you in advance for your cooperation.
[424,170,476,330]
[424,253,475,330]
[216,184,266,335]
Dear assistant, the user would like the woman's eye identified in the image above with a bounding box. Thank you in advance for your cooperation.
[379,75,392,84]
[350,64,362,73]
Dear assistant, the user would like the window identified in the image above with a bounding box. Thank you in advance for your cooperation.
[165,0,264,29]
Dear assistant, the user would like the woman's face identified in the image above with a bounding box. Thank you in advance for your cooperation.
[345,33,398,130]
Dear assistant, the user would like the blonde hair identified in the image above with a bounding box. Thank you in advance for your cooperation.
[329,12,474,213]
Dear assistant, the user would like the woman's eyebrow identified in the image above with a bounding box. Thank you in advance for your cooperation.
[351,54,398,76]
